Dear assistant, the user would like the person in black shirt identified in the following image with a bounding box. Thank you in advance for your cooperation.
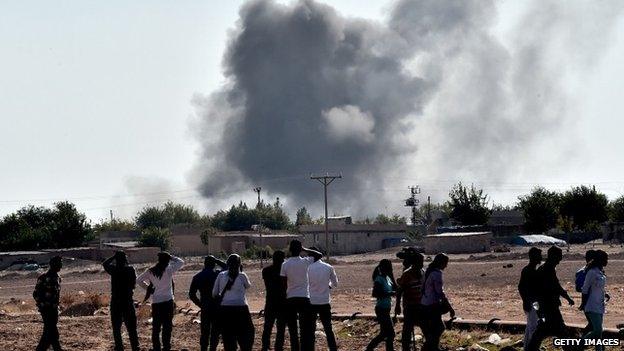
[189,255,227,351]
[518,247,542,351]
[261,250,287,351]
[527,246,575,351]
[34,255,63,351]
[103,251,139,351]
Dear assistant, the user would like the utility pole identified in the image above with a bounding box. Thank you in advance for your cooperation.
[310,173,342,260]
[405,186,421,227]
[253,187,264,267]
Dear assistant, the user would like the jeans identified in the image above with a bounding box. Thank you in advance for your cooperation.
[523,309,538,351]
[151,300,174,351]
[310,304,338,351]
[285,297,314,351]
[401,305,424,351]
[583,312,604,351]
[110,301,139,351]
[421,307,444,351]
[36,307,62,351]
[220,305,255,351]
[200,303,221,351]
[366,306,395,351]
[262,301,287,351]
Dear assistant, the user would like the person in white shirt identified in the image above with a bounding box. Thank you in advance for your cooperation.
[212,254,254,351]
[136,252,184,351]
[308,248,339,351]
[580,250,609,351]
[280,240,322,351]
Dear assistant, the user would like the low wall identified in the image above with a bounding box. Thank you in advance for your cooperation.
[98,247,160,264]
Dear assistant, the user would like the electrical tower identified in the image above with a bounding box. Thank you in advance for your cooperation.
[310,173,342,260]
[405,185,421,226]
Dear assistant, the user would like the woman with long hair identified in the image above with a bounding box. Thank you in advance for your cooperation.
[366,259,397,351]
[212,254,254,351]
[580,250,609,351]
[421,253,454,351]
[136,252,185,351]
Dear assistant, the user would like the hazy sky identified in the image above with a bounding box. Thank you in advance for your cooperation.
[1,0,623,222]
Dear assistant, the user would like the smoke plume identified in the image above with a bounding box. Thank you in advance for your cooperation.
[192,0,624,216]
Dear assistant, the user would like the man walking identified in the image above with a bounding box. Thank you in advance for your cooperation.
[517,247,542,351]
[103,251,139,351]
[189,255,227,351]
[280,240,322,351]
[527,246,575,351]
[396,250,425,351]
[261,250,287,351]
[33,255,63,351]
[308,248,339,351]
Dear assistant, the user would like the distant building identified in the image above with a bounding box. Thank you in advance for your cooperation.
[424,232,492,254]
[207,232,303,255]
[0,251,50,270]
[602,222,624,243]
[299,216,408,255]
[99,230,141,248]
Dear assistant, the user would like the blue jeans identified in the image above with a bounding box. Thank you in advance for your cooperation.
[583,311,604,351]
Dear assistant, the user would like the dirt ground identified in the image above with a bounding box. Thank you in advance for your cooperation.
[0,244,623,350]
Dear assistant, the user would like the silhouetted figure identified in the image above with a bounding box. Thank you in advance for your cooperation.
[261,250,287,351]
[527,246,575,351]
[212,254,254,351]
[421,253,454,351]
[518,247,542,351]
[280,240,322,351]
[308,248,339,351]
[34,255,63,351]
[366,259,396,351]
[103,251,139,351]
[189,255,227,351]
[137,252,184,351]
[580,250,609,351]
[396,251,425,351]
[577,249,596,335]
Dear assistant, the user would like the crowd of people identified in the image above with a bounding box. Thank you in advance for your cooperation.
[31,241,610,351]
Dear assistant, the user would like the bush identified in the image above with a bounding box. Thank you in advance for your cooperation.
[138,227,171,250]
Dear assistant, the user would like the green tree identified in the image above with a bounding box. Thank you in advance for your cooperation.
[0,202,92,251]
[138,227,171,250]
[374,214,407,225]
[135,201,201,229]
[559,185,608,231]
[609,196,624,222]
[448,182,491,225]
[295,207,313,226]
[94,219,137,233]
[518,187,560,233]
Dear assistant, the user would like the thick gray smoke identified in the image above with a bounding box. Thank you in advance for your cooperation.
[193,0,623,216]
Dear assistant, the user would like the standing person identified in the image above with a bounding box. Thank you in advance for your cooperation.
[212,254,254,351]
[421,253,455,351]
[517,247,542,351]
[261,250,287,351]
[396,252,425,351]
[527,246,575,351]
[103,251,139,351]
[280,240,323,351]
[33,256,63,351]
[580,250,609,351]
[189,255,227,351]
[137,252,185,351]
[576,250,596,294]
[365,259,396,351]
[308,248,339,351]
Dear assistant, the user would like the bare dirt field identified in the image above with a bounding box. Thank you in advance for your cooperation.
[0,244,622,350]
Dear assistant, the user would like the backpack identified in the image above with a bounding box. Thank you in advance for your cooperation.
[575,268,586,293]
